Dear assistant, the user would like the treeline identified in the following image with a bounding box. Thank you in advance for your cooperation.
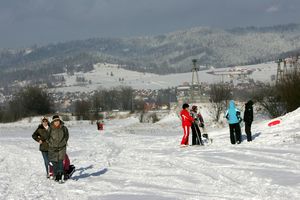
[0,87,53,122]
[1,77,299,123]
[0,85,177,122]
[0,52,99,86]
[74,86,135,120]
[252,71,300,118]
[73,87,177,120]
[0,86,138,122]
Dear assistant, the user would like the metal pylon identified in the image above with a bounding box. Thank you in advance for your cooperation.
[276,59,284,84]
[191,59,201,103]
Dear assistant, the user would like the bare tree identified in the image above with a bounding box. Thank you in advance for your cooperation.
[277,72,300,112]
[209,83,232,122]
[3,86,52,122]
[119,86,134,111]
[252,85,285,118]
[74,100,91,120]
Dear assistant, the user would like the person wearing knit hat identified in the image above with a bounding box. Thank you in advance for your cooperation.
[47,115,69,183]
[52,115,60,122]
[32,116,51,178]
[190,105,204,145]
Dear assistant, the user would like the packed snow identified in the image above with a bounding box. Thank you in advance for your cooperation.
[0,106,300,200]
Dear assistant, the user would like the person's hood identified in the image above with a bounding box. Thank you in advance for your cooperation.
[50,120,65,128]
[229,100,236,109]
[245,100,253,107]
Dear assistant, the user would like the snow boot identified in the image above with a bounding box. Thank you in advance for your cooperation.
[48,162,54,179]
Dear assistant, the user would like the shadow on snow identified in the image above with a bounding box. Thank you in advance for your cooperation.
[71,165,108,181]
[241,132,261,142]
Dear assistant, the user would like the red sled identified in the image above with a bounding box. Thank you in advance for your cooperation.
[268,119,281,127]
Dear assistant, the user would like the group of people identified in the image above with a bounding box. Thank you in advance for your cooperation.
[33,102,253,179]
[180,100,254,146]
[180,104,206,146]
[32,115,74,183]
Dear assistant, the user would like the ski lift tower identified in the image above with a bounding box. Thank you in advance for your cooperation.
[190,59,202,103]
[276,59,284,84]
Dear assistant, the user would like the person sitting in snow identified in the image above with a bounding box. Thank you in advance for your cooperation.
[32,116,51,178]
[180,103,194,146]
[225,100,242,144]
[47,115,69,182]
[190,105,204,145]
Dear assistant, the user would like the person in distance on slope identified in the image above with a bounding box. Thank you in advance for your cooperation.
[243,100,254,142]
[180,103,194,146]
[190,105,204,145]
[32,116,51,178]
[225,100,242,144]
[47,115,69,182]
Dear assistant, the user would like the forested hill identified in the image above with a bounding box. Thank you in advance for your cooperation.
[1,24,300,86]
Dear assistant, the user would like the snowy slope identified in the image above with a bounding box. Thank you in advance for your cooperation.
[52,62,277,92]
[0,108,299,200]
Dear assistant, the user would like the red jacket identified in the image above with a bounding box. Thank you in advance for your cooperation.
[180,109,194,127]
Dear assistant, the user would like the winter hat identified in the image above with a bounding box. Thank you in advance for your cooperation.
[52,115,60,122]
[41,116,48,122]
[182,103,189,109]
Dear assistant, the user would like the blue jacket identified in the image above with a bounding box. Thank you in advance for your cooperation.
[225,100,241,124]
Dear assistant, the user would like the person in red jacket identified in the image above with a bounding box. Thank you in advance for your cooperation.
[180,103,194,146]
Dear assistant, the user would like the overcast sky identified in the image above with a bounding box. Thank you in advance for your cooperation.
[1,0,300,48]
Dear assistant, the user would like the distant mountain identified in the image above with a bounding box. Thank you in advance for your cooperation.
[1,23,300,87]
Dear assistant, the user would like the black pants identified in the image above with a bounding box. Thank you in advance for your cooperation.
[245,122,252,141]
[191,123,203,145]
[229,123,241,144]
[51,160,64,177]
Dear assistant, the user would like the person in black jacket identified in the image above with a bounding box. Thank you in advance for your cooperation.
[32,117,50,178]
[190,105,204,145]
[243,100,254,142]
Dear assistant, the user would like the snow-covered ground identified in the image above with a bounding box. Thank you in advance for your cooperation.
[0,107,300,200]
[52,62,277,92]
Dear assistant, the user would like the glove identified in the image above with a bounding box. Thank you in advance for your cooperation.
[200,123,204,128]
[238,118,242,123]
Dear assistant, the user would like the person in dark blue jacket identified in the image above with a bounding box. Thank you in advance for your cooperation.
[225,100,242,144]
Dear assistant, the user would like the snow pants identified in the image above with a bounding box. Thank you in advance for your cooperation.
[245,122,252,141]
[229,123,241,144]
[191,123,203,145]
[181,125,191,145]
